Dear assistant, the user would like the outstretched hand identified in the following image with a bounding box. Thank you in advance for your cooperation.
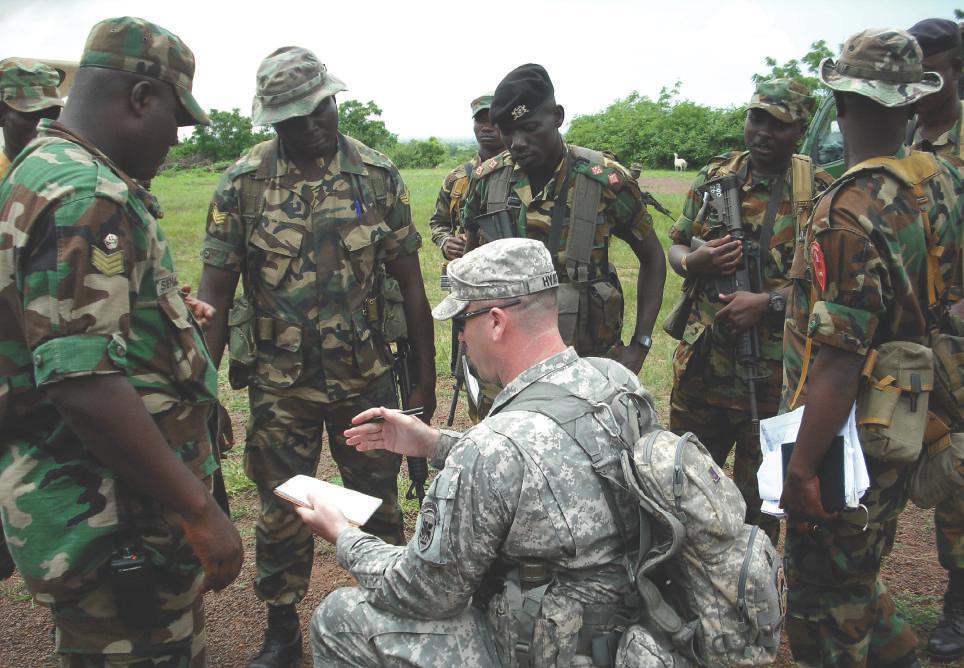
[343,406,440,459]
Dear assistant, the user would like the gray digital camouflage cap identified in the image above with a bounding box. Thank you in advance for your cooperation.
[819,28,942,107]
[0,59,64,113]
[432,238,559,320]
[252,47,347,126]
[747,78,815,123]
[80,16,208,125]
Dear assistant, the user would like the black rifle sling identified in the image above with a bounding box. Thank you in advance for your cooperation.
[486,163,514,214]
[756,174,786,288]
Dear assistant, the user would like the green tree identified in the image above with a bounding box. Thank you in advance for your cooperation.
[389,137,447,168]
[752,40,835,95]
[178,108,272,163]
[338,99,398,152]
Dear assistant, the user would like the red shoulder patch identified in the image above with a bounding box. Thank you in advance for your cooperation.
[608,172,620,186]
[475,165,484,176]
[811,240,827,292]
[487,159,498,169]
[591,165,603,175]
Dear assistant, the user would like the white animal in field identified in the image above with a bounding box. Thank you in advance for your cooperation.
[673,152,688,172]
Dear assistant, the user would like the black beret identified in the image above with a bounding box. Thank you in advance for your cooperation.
[490,63,554,126]
[908,18,961,58]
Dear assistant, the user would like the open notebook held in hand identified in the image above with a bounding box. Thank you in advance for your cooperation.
[274,475,382,527]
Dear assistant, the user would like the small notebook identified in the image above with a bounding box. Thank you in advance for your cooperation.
[781,436,847,513]
[274,475,382,527]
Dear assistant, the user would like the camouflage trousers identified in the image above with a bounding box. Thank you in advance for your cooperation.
[936,488,964,571]
[245,373,404,606]
[54,505,207,667]
[309,587,499,666]
[669,384,781,546]
[785,456,918,668]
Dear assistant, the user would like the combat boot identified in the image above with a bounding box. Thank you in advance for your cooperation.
[248,604,302,668]
[928,569,964,661]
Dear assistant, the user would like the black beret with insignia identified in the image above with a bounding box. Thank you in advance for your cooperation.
[490,63,554,127]
[908,18,961,57]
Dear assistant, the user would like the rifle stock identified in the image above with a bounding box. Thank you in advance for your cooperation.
[391,340,428,505]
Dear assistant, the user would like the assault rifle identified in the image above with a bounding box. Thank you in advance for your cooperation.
[391,339,428,505]
[696,174,769,435]
[641,191,674,221]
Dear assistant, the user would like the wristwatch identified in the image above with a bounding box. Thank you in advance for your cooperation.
[767,292,787,316]
[633,333,654,350]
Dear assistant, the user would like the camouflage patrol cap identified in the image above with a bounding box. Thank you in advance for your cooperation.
[747,78,815,123]
[432,238,558,320]
[471,94,493,117]
[252,47,347,126]
[0,59,64,113]
[819,28,942,107]
[80,16,208,126]
[490,64,554,127]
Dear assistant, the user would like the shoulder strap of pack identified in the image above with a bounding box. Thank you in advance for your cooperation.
[485,163,514,213]
[565,146,605,282]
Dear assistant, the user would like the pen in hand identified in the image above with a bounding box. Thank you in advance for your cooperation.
[367,407,424,423]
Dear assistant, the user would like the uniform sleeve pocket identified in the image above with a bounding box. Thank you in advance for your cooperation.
[414,465,462,565]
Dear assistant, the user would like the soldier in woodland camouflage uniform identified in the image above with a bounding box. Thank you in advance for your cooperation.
[198,47,436,667]
[0,17,242,666]
[666,79,832,545]
[780,29,963,668]
[0,58,63,180]
[907,20,964,660]
[294,239,649,667]
[460,64,666,377]
[431,94,504,420]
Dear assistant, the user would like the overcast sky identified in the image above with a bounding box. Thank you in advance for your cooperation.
[1,0,956,139]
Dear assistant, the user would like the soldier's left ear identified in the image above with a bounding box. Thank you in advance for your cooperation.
[553,105,565,129]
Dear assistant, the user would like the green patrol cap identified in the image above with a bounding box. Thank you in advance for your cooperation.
[252,47,347,126]
[0,59,64,113]
[747,78,815,123]
[819,28,942,107]
[470,94,493,117]
[80,16,208,126]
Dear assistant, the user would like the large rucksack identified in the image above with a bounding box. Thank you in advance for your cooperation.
[511,359,784,667]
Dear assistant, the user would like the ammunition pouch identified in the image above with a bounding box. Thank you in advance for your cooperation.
[856,340,933,462]
[227,296,256,390]
[378,273,408,344]
[557,267,624,356]
[474,208,516,242]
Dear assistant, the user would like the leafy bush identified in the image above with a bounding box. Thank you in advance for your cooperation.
[566,84,744,169]
[338,99,398,152]
[389,137,447,169]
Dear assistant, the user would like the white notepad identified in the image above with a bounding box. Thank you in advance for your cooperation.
[274,475,382,527]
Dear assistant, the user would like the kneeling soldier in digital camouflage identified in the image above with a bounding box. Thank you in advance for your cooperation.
[0,16,242,665]
[666,79,833,546]
[295,238,649,667]
[780,28,963,667]
[197,46,436,667]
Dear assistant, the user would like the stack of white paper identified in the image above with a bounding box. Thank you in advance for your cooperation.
[274,475,383,527]
[757,404,870,517]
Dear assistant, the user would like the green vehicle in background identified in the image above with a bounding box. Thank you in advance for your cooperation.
[800,95,845,179]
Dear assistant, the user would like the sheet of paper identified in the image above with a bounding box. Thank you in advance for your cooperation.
[274,475,382,527]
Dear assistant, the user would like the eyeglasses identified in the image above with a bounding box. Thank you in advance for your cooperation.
[452,299,522,325]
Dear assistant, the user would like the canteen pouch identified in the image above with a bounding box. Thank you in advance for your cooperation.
[930,327,964,427]
[227,296,256,390]
[909,414,964,509]
[857,340,933,462]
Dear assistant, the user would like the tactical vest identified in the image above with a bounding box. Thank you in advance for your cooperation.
[481,147,624,355]
[788,152,963,504]
[225,139,407,390]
